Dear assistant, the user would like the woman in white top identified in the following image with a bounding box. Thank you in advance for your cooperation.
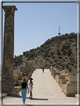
[28,78,33,98]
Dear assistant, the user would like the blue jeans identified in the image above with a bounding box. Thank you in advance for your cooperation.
[21,89,27,101]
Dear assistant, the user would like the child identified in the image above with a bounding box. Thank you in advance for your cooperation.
[28,78,33,99]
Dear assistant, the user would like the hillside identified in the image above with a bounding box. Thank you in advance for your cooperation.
[14,33,77,75]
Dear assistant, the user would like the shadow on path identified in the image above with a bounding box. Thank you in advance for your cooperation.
[9,95,48,101]
[28,97,48,101]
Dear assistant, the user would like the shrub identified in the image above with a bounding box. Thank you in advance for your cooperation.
[75,43,77,46]
[66,64,69,69]
[54,59,57,62]
[63,59,65,62]
[44,52,48,58]
[70,58,75,63]
[69,67,72,72]
[62,64,65,67]
[25,52,29,57]
[45,64,48,67]
[61,42,70,53]
[65,57,67,59]
[37,47,39,49]
[59,56,62,59]
[65,33,68,35]
[37,50,40,54]
[44,47,51,57]
[58,62,61,65]
[53,63,56,66]
[41,60,43,62]
[61,60,63,62]
[14,55,22,67]
[75,65,77,68]
[49,60,52,64]
[44,45,49,49]
[28,51,37,59]
[40,48,44,53]
[50,51,55,56]
[76,47,77,51]
[52,44,54,46]
[67,49,72,56]
[23,52,26,55]
[68,35,72,39]
[56,47,61,55]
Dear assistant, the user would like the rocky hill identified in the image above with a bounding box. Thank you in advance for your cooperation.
[14,33,77,75]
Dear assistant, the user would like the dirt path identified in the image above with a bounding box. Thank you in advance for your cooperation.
[3,69,77,105]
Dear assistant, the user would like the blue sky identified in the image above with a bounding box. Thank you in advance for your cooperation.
[2,2,77,57]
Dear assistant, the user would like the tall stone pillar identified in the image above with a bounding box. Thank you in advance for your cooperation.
[2,6,17,95]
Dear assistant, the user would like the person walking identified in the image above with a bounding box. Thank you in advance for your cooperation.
[20,77,29,105]
[42,67,44,73]
[28,78,33,99]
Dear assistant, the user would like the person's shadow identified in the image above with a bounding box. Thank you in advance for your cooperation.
[10,94,48,101]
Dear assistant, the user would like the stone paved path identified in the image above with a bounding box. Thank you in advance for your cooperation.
[3,69,78,105]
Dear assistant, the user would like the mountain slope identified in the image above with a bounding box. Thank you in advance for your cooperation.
[14,33,77,75]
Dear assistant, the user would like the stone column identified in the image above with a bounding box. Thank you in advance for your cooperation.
[2,6,17,95]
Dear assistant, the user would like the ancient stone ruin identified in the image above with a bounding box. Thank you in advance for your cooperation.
[50,66,77,96]
[2,6,17,95]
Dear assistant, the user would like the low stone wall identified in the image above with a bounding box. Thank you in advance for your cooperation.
[49,66,77,97]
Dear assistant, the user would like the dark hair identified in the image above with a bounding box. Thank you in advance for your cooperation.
[22,77,26,82]
[30,78,33,80]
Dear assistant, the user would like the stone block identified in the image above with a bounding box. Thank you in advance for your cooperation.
[66,84,77,96]
[13,74,18,81]
[55,75,65,85]
[61,83,77,96]
[61,84,66,94]
[60,79,68,84]
[14,86,21,93]
[14,70,23,80]
[61,76,77,96]
[60,69,69,75]
[60,70,65,75]
[55,75,60,84]
[69,76,77,83]
[59,79,68,88]
[59,75,65,79]
[65,72,74,80]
